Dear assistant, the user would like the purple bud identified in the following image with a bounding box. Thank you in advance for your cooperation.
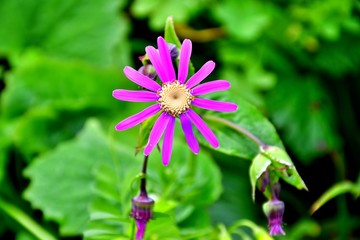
[259,171,270,193]
[263,200,286,236]
[138,64,157,80]
[167,43,179,61]
[130,193,154,240]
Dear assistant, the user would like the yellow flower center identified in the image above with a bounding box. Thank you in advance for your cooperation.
[158,80,193,117]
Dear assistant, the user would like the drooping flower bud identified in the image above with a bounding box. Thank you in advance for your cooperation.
[130,193,154,240]
[167,43,179,61]
[259,170,270,193]
[138,64,157,80]
[263,199,285,236]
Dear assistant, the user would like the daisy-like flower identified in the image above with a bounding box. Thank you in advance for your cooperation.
[113,37,237,165]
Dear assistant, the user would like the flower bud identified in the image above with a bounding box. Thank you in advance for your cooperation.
[167,43,179,61]
[263,200,285,236]
[130,193,154,240]
[138,64,157,80]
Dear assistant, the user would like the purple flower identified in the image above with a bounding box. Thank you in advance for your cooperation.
[113,37,237,165]
[263,200,286,236]
[130,193,154,240]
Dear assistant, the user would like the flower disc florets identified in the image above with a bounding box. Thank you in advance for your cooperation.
[158,80,193,117]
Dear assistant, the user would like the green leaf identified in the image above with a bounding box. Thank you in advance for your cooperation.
[2,52,121,118]
[84,143,183,240]
[212,0,271,41]
[0,0,128,66]
[164,16,195,78]
[23,119,132,235]
[249,154,271,201]
[310,181,358,214]
[85,127,222,239]
[203,95,283,160]
[260,145,308,192]
[164,16,182,49]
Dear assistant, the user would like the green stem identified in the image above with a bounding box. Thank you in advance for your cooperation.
[0,198,56,240]
[204,115,265,147]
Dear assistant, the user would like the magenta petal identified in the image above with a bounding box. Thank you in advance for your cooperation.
[136,221,146,240]
[178,39,192,84]
[162,116,175,166]
[191,80,230,96]
[115,104,160,131]
[112,90,158,102]
[144,112,172,155]
[185,109,219,148]
[180,113,199,154]
[192,98,238,112]
[123,67,161,92]
[186,61,215,89]
[157,37,176,82]
[145,46,167,83]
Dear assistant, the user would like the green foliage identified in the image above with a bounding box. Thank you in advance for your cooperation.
[0,0,127,66]
[267,79,341,162]
[311,179,360,214]
[84,123,223,239]
[0,0,359,239]
[24,120,117,235]
[203,96,283,160]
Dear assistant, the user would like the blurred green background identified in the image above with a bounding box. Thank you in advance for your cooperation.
[0,0,359,239]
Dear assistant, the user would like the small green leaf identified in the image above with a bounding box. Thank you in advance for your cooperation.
[310,181,356,214]
[164,16,195,77]
[260,145,308,191]
[249,154,271,201]
[164,16,181,48]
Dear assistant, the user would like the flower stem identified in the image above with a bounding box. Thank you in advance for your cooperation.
[0,198,57,240]
[204,115,265,147]
[140,155,149,195]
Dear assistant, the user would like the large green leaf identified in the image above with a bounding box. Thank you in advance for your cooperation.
[0,0,128,66]
[0,52,128,160]
[23,119,134,235]
[1,52,122,119]
[85,127,222,239]
[201,94,283,160]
